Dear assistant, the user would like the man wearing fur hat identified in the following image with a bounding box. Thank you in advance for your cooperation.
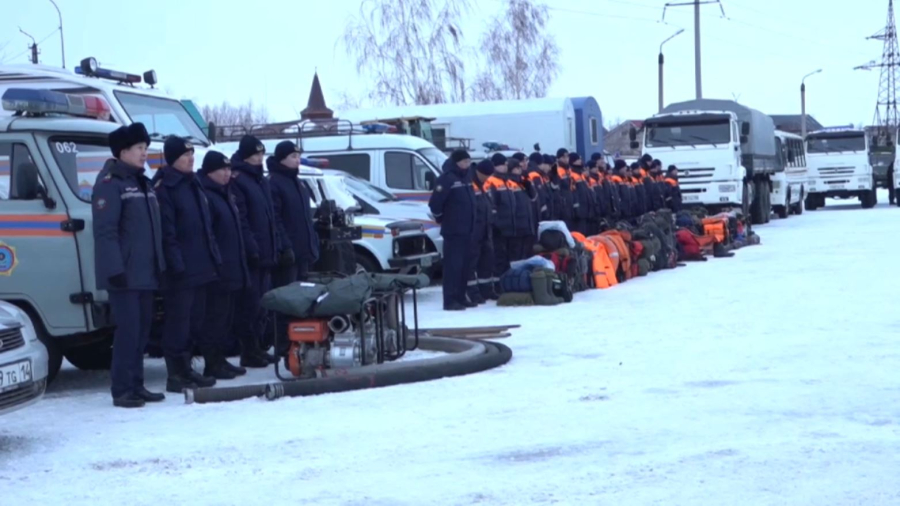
[92,122,166,408]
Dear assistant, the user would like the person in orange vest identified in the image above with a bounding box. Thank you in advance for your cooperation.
[664,165,683,212]
[484,153,517,293]
[553,149,574,225]
[467,159,497,304]
[508,158,536,260]
[526,152,552,225]
[568,153,594,235]
[611,159,633,219]
[629,162,647,216]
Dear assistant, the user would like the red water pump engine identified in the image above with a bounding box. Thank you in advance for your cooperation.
[286,315,399,378]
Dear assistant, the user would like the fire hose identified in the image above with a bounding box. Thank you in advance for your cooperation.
[183,335,512,405]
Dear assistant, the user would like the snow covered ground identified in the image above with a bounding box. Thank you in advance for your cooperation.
[3,194,900,505]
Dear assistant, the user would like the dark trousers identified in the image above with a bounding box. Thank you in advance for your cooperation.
[109,290,154,398]
[202,283,237,356]
[162,285,208,361]
[233,267,271,354]
[442,233,471,308]
[467,231,494,301]
[520,234,535,259]
[493,232,514,292]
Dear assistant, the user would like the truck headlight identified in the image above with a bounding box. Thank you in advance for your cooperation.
[393,241,400,256]
[718,184,737,193]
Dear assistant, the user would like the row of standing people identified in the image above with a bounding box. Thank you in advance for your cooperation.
[429,149,683,311]
[93,124,318,408]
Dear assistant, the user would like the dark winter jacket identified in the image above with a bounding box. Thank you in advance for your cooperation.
[485,174,517,237]
[570,167,594,221]
[267,157,320,264]
[199,175,250,291]
[153,166,221,290]
[429,165,477,237]
[230,155,279,268]
[92,161,165,291]
[643,174,665,211]
[510,174,535,237]
[614,176,635,219]
[665,177,683,212]
[603,176,621,219]
[552,166,574,222]
[526,166,552,224]
[471,178,492,242]
[590,174,611,219]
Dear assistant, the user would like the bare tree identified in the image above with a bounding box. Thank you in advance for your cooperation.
[200,99,269,129]
[341,0,471,105]
[333,89,365,112]
[473,0,560,101]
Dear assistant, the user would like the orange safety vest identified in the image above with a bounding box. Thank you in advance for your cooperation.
[701,217,728,243]
[664,177,679,187]
[527,171,545,184]
[557,166,573,190]
[485,175,508,192]
[600,230,632,280]
[582,236,618,289]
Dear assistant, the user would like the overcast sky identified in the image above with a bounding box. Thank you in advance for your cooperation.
[0,0,891,128]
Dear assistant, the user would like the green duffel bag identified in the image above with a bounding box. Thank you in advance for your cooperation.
[531,268,564,306]
[261,282,328,318]
[637,258,652,276]
[262,273,373,318]
[369,273,431,291]
[497,292,535,307]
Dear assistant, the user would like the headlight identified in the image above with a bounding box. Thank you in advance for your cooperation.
[346,213,354,227]
[13,310,38,342]
[718,184,737,193]
[393,241,400,256]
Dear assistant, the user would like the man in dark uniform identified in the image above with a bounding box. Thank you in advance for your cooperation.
[664,165,683,212]
[466,159,495,304]
[198,151,249,380]
[92,122,166,408]
[231,135,278,367]
[155,137,220,391]
[569,153,594,235]
[268,140,320,356]
[429,149,476,311]
[485,154,517,293]
[554,149,573,225]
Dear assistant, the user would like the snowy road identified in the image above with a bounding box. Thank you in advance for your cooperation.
[3,196,900,505]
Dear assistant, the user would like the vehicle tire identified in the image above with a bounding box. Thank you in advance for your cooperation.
[64,338,113,371]
[762,180,772,223]
[804,194,817,211]
[792,190,804,215]
[861,188,877,209]
[354,249,383,274]
[741,182,752,218]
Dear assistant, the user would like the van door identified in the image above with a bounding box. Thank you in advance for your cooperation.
[382,150,436,202]
[0,134,87,334]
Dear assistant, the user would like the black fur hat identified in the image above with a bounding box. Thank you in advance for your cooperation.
[109,122,151,158]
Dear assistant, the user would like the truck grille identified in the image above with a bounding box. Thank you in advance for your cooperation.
[678,168,716,182]
[817,166,855,176]
[0,379,45,411]
[395,235,436,257]
[0,327,25,354]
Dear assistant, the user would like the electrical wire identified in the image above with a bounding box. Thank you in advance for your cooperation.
[3,28,60,64]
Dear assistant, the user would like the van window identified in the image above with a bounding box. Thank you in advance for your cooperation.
[316,153,371,180]
[384,151,435,191]
[47,137,111,202]
[0,142,46,201]
[590,117,599,145]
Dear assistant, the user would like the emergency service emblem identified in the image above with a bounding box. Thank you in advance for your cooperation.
[435,185,443,192]
[0,242,19,276]
[96,198,107,210]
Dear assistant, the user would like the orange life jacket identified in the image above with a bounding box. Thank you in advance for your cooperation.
[584,236,618,289]
[701,217,728,243]
[600,230,632,280]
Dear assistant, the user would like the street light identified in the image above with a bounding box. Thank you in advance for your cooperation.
[659,28,685,113]
[801,69,822,138]
[49,0,65,69]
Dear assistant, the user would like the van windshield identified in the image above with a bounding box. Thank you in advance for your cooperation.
[343,175,397,203]
[417,147,447,170]
[115,91,209,146]
[807,134,866,154]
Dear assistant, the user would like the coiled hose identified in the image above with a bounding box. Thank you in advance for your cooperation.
[184,336,512,405]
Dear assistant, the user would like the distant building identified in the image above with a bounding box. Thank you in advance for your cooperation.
[605,120,644,158]
[770,114,823,135]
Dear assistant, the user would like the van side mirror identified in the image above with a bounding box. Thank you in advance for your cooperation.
[37,187,56,210]
[628,127,637,141]
[740,135,748,144]
[630,141,640,150]
[741,122,750,136]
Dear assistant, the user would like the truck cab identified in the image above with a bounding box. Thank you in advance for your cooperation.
[804,127,876,210]
[635,100,779,225]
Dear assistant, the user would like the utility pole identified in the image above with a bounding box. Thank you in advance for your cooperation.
[19,28,39,65]
[662,0,726,100]
[801,69,823,139]
[659,28,685,112]
[49,0,65,69]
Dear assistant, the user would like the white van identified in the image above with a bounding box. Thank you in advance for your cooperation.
[214,129,445,202]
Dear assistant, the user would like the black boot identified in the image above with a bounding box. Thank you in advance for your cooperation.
[135,386,165,403]
[113,393,145,408]
[184,356,217,388]
[239,336,270,368]
[221,359,247,376]
[165,356,197,394]
[203,352,237,380]
[713,243,734,258]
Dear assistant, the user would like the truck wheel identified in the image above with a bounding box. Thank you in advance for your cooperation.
[805,194,818,211]
[775,188,789,219]
[792,189,804,215]
[64,338,113,371]
[861,188,877,209]
[762,181,772,223]
[741,182,752,218]
[38,334,63,385]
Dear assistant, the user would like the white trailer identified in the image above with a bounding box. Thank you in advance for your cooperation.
[339,98,577,156]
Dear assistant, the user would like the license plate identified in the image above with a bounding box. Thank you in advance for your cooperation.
[684,195,700,202]
[829,184,845,190]
[0,360,32,392]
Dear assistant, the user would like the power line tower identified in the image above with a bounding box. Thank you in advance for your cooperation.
[855,0,900,146]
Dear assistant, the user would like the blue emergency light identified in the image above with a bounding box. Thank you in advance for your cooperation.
[362,123,397,134]
[75,56,147,85]
[302,157,329,168]
[1,88,111,119]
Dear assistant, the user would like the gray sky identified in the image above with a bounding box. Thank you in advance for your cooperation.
[0,0,891,128]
